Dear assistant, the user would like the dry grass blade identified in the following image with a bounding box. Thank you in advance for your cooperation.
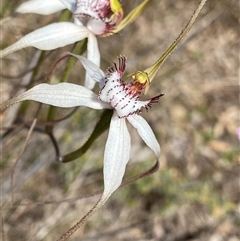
[10,118,37,205]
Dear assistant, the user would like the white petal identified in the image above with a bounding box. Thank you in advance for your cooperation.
[59,0,76,13]
[100,112,131,204]
[74,18,83,26]
[1,83,110,111]
[16,0,66,15]
[0,23,89,58]
[127,115,160,158]
[68,53,105,85]
[85,33,101,89]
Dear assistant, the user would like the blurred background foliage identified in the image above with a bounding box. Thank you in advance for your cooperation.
[0,0,239,240]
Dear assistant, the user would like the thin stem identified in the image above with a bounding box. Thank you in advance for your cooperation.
[146,0,208,82]
[60,109,113,162]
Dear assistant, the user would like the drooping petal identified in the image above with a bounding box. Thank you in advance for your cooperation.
[127,115,160,158]
[85,32,101,89]
[87,33,100,68]
[0,83,111,111]
[68,53,105,86]
[0,23,90,58]
[16,0,66,15]
[100,111,131,205]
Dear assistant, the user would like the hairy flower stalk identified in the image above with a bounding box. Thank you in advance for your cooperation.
[0,0,152,88]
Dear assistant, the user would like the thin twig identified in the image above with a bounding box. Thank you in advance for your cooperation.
[10,118,37,205]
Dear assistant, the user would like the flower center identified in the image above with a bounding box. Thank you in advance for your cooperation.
[74,0,123,35]
[98,56,164,118]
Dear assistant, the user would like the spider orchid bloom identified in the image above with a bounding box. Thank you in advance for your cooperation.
[0,0,152,89]
[0,55,162,207]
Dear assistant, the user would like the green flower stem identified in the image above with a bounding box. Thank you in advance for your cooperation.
[58,9,72,22]
[61,109,113,163]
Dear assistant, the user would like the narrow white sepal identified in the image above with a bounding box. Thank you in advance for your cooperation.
[85,33,101,89]
[0,83,110,110]
[16,0,66,15]
[0,23,89,58]
[74,18,83,26]
[127,115,160,158]
[100,112,131,205]
[68,53,105,85]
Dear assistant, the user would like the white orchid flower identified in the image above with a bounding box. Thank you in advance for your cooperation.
[1,55,162,208]
[0,0,152,89]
